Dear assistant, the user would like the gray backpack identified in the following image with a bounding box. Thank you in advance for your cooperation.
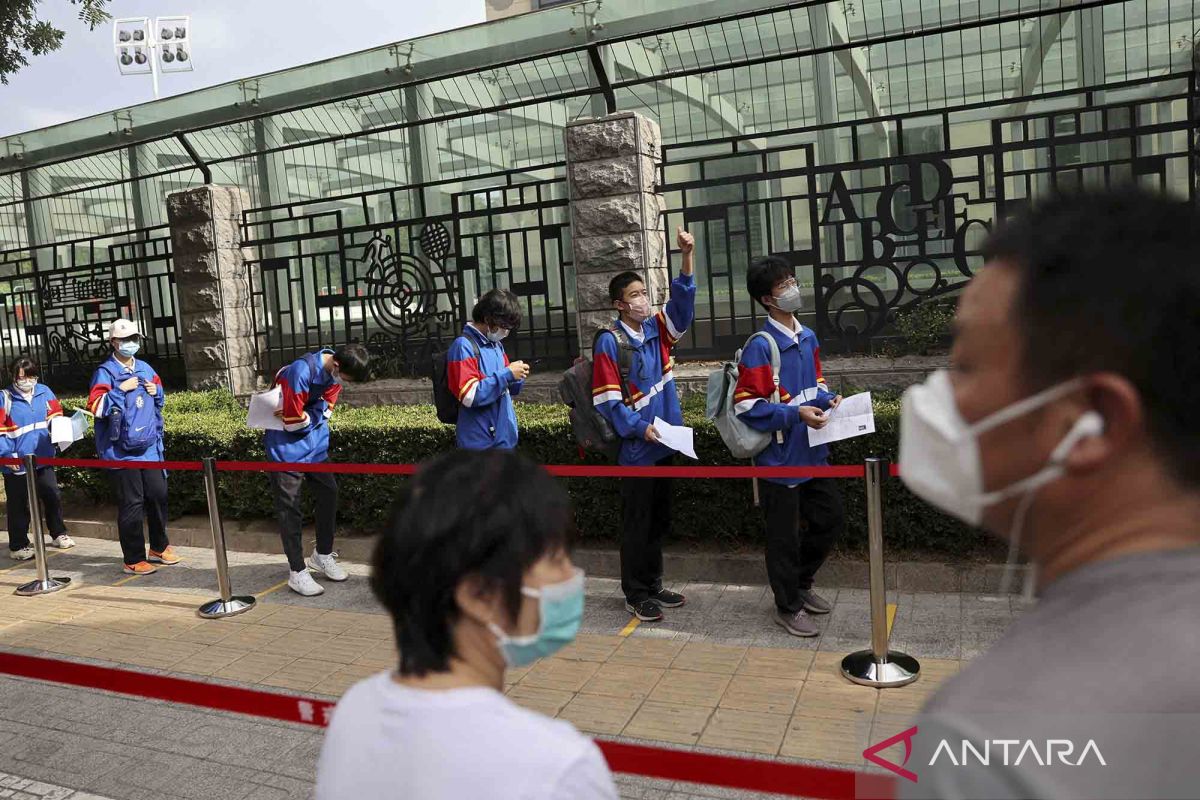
[706,331,784,459]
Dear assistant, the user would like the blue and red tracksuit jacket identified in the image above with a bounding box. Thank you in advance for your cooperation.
[88,356,166,462]
[0,383,63,475]
[265,350,342,464]
[734,318,837,487]
[591,272,696,466]
[447,324,524,450]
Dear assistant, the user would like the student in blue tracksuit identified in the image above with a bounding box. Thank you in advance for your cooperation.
[446,289,528,450]
[88,319,175,576]
[591,228,696,622]
[0,355,74,560]
[266,344,371,597]
[734,256,845,638]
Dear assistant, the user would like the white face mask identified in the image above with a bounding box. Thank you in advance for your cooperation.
[899,370,1104,528]
[771,284,803,313]
[486,327,509,343]
[15,378,36,394]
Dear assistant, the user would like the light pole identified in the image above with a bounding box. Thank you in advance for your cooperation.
[113,16,194,101]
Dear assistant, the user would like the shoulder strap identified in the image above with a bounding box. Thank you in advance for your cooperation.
[1,390,9,418]
[748,331,785,444]
[592,327,634,405]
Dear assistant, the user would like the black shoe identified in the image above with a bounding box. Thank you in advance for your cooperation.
[798,589,832,615]
[625,599,664,622]
[650,589,686,609]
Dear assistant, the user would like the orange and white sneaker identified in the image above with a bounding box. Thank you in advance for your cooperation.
[148,547,181,565]
[123,561,158,575]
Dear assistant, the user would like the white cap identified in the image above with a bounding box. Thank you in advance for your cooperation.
[108,319,140,339]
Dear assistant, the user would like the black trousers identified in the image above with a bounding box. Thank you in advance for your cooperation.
[760,478,845,614]
[110,468,169,566]
[619,456,674,604]
[270,471,338,572]
[4,468,67,551]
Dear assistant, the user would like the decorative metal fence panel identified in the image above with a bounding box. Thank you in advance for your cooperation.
[0,227,183,392]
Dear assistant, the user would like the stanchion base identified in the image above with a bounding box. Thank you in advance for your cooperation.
[841,650,921,688]
[198,596,256,619]
[15,576,71,597]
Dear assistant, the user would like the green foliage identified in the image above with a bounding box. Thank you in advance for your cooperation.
[888,301,956,357]
[56,389,994,559]
[0,0,111,84]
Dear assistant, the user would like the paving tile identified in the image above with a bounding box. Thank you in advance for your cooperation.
[669,643,747,674]
[254,606,330,630]
[504,685,574,717]
[558,694,643,735]
[795,680,878,721]
[256,631,337,659]
[719,674,802,715]
[610,637,687,669]
[520,658,601,692]
[737,647,814,680]
[171,646,247,677]
[209,624,289,651]
[305,610,372,635]
[171,622,239,646]
[259,658,342,691]
[351,640,398,669]
[698,708,789,755]
[213,652,297,684]
[580,663,666,700]
[623,702,713,746]
[647,669,731,708]
[556,634,623,663]
[311,665,378,698]
[781,713,873,765]
[306,635,377,665]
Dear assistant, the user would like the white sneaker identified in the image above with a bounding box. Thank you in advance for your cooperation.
[9,547,33,561]
[47,534,75,550]
[288,569,325,597]
[306,551,347,582]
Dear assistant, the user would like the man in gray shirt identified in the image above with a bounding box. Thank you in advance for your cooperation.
[894,189,1200,800]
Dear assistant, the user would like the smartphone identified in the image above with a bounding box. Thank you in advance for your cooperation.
[530,358,545,366]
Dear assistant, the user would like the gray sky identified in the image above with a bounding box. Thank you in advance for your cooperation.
[0,0,485,137]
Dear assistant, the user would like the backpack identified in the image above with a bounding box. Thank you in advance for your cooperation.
[101,365,163,454]
[558,326,635,460]
[432,335,482,425]
[706,331,784,459]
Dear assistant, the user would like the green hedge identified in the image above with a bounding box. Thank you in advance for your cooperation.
[56,390,996,558]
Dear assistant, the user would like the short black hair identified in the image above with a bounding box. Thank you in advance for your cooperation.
[747,256,795,309]
[983,187,1200,489]
[472,288,522,331]
[8,355,39,382]
[333,344,371,382]
[371,450,573,676]
[608,271,645,302]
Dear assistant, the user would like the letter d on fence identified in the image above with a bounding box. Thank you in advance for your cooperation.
[197,457,256,619]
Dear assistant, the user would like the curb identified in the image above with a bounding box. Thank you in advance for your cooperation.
[54,507,1026,594]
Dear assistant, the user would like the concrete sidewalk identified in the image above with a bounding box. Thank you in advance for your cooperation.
[0,536,1028,799]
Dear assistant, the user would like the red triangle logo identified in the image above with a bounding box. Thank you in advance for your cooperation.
[863,725,920,783]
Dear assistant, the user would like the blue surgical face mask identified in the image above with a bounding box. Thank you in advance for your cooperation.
[117,341,140,358]
[488,568,585,668]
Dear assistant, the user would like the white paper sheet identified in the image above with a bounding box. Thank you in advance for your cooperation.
[247,387,285,431]
[652,416,698,460]
[807,391,876,447]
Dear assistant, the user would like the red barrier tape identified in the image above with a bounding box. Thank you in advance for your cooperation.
[0,651,893,799]
[28,456,875,480]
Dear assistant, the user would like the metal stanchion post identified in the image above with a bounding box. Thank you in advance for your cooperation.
[841,456,920,688]
[15,455,71,596]
[197,457,256,619]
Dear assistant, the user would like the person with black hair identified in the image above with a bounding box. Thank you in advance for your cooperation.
[897,188,1200,798]
[592,227,696,622]
[265,343,371,597]
[734,256,843,637]
[447,288,529,450]
[315,450,616,800]
[0,355,73,560]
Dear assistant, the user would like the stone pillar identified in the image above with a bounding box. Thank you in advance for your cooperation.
[565,111,666,355]
[166,185,261,394]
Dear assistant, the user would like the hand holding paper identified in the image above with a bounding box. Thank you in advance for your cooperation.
[248,388,285,431]
[652,416,698,460]
[807,392,876,446]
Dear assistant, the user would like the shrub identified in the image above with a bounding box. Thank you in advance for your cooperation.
[888,301,956,357]
[57,390,994,558]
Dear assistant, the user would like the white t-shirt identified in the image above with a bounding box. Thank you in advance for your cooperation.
[315,672,618,800]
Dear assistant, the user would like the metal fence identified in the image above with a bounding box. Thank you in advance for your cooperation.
[0,226,183,391]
